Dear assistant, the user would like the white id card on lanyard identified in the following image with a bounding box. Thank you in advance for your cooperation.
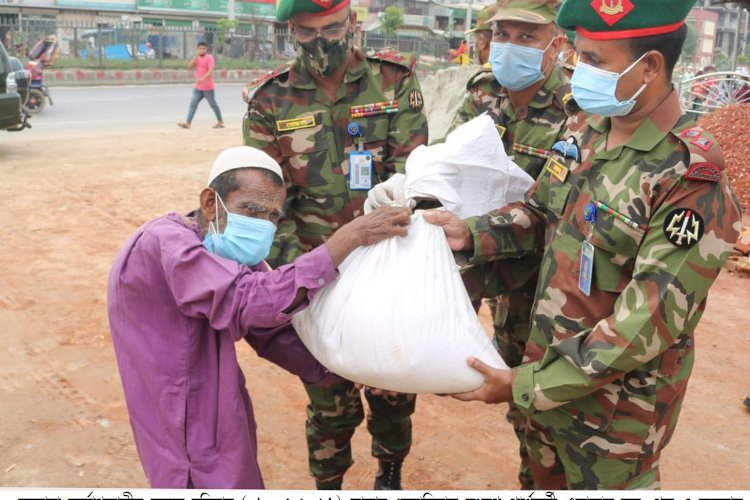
[578,239,594,296]
[349,150,373,190]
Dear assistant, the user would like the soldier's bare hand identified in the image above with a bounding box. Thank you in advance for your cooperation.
[450,357,514,404]
[325,206,410,267]
[423,209,473,251]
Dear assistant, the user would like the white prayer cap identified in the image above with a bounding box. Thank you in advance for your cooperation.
[207,146,283,186]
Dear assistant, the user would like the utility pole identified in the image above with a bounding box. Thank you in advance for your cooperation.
[730,2,742,70]
[465,0,473,42]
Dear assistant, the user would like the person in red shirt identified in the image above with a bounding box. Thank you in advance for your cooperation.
[178,41,225,129]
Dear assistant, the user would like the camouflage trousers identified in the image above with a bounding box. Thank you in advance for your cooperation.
[303,378,416,486]
[524,419,661,489]
[489,287,535,491]
[462,260,537,490]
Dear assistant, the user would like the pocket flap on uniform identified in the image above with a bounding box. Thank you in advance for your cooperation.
[278,112,328,156]
[590,211,645,259]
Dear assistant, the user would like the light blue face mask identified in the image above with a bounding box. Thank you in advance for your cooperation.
[489,37,555,91]
[203,192,277,267]
[571,53,648,117]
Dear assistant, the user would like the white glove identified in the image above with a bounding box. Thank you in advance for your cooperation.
[363,173,412,214]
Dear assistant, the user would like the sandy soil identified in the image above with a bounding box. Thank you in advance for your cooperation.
[1,126,749,490]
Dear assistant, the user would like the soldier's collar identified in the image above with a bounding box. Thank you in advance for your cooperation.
[588,89,683,155]
[343,48,369,84]
[529,66,565,110]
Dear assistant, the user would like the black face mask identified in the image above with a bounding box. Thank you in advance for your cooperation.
[297,31,353,78]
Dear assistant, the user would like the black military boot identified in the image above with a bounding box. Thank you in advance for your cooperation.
[316,478,342,490]
[373,459,403,490]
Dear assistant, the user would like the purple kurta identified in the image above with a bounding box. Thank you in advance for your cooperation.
[107,212,338,489]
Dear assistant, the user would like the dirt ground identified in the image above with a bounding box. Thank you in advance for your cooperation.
[1,125,749,490]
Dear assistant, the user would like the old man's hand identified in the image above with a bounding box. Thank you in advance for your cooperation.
[325,206,411,267]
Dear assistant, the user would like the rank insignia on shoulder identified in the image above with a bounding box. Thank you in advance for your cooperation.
[680,128,702,139]
[545,157,569,182]
[552,136,581,162]
[685,162,722,183]
[691,136,714,151]
[276,115,316,132]
[408,89,424,112]
[663,208,704,248]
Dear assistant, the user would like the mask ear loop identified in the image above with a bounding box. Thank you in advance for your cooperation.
[210,191,230,235]
[539,30,561,76]
[618,51,650,104]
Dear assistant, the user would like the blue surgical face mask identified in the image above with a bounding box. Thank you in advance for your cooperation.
[489,36,555,91]
[570,53,648,117]
[203,192,277,266]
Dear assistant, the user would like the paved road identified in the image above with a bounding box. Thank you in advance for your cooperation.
[9,83,248,137]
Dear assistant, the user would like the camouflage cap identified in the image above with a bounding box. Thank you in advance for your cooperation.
[557,0,697,40]
[276,0,350,22]
[466,3,499,33]
[489,0,561,25]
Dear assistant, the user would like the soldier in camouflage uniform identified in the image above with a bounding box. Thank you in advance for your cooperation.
[447,0,568,489]
[242,0,428,490]
[427,0,741,489]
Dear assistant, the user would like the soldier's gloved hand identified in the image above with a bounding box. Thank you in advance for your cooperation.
[363,173,414,214]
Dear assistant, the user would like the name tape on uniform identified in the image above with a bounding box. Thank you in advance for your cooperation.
[276,115,316,132]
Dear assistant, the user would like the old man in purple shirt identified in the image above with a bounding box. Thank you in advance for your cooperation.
[107,146,410,489]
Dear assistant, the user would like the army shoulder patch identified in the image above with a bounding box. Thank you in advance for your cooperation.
[684,162,722,183]
[408,89,424,112]
[663,208,704,248]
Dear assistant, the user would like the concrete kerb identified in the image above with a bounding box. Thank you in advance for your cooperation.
[46,68,267,87]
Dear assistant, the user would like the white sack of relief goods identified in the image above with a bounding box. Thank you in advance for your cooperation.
[403,113,534,218]
[291,211,508,394]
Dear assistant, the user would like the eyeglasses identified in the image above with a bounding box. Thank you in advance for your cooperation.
[292,19,349,43]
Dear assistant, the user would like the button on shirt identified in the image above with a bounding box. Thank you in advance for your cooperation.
[107,212,338,488]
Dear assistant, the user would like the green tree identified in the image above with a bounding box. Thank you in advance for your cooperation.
[381,6,404,36]
[217,18,239,46]
[715,49,729,70]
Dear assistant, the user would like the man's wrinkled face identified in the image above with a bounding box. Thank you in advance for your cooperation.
[202,169,286,234]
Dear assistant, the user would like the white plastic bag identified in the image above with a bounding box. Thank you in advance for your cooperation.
[292,212,508,394]
[404,114,535,218]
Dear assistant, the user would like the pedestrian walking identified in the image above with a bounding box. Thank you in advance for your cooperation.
[178,41,224,129]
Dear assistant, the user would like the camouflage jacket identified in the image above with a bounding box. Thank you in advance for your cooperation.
[447,65,571,180]
[466,90,742,458]
[243,48,429,267]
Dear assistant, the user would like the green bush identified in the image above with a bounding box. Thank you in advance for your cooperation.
[50,57,287,70]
